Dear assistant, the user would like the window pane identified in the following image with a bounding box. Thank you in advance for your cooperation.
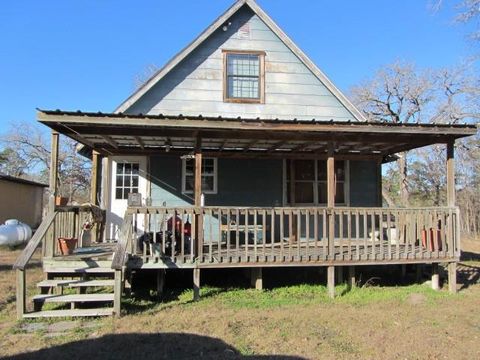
[124,164,132,174]
[335,161,345,181]
[228,76,259,99]
[132,164,139,175]
[295,182,314,204]
[227,54,259,76]
[116,163,124,175]
[124,176,131,187]
[318,160,327,181]
[186,160,194,174]
[116,189,123,200]
[116,175,123,187]
[295,160,315,181]
[336,183,345,204]
[202,176,214,191]
[185,175,194,192]
[132,176,138,187]
[318,183,327,204]
[123,189,130,199]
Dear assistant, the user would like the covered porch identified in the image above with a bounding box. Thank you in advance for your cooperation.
[15,110,475,312]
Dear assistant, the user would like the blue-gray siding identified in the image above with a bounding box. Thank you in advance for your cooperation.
[126,6,356,121]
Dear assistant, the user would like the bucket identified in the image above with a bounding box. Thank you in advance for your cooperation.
[57,237,78,255]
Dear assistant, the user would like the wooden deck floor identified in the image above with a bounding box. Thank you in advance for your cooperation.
[131,241,455,269]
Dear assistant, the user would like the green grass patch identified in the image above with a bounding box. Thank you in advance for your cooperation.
[121,281,452,315]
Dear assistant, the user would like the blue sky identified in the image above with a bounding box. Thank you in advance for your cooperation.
[0,0,475,130]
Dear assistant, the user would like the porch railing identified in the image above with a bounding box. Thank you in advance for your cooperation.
[123,206,460,267]
[13,205,106,318]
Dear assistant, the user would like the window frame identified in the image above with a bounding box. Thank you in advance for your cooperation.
[114,162,140,200]
[283,159,350,206]
[223,50,265,104]
[181,157,218,195]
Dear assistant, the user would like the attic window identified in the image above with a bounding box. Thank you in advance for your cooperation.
[224,51,264,103]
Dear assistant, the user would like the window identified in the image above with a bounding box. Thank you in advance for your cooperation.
[182,158,218,194]
[115,162,139,200]
[286,160,348,205]
[224,51,264,103]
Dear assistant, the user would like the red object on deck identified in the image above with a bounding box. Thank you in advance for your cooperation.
[421,229,442,251]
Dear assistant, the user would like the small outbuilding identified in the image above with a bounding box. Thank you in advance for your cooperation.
[0,173,47,228]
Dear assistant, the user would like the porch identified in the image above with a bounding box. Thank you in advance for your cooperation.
[11,110,476,318]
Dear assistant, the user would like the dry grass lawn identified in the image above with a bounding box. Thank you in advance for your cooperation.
[0,238,479,360]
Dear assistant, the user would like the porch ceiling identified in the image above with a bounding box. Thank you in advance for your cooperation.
[38,110,477,162]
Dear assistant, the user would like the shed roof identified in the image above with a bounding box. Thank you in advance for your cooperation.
[0,173,48,188]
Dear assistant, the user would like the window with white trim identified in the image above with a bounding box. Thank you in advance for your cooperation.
[182,158,218,194]
[115,162,139,200]
[286,160,348,205]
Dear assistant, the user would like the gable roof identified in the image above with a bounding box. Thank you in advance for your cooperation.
[115,0,367,122]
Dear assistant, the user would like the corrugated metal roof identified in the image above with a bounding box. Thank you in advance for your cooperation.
[38,109,478,130]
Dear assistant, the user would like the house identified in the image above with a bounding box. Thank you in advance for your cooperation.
[13,0,477,318]
[0,173,47,228]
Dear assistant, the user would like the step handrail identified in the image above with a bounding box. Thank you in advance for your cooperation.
[13,211,58,271]
[111,213,134,270]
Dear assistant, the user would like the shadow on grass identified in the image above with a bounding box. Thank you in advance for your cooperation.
[457,262,480,291]
[3,333,306,360]
[461,251,480,262]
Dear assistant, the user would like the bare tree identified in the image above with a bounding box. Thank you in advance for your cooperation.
[0,122,91,203]
[350,61,433,206]
[431,0,480,41]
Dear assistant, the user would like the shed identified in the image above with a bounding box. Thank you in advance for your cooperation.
[0,173,48,228]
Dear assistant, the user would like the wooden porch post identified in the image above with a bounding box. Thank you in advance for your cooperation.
[327,266,335,298]
[446,141,457,293]
[193,137,203,300]
[90,150,100,205]
[327,143,335,260]
[446,141,455,207]
[46,131,59,258]
[289,160,297,243]
[49,131,59,212]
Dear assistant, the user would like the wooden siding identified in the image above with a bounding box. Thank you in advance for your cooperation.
[125,6,356,121]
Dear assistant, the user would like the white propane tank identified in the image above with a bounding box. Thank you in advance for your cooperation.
[0,219,32,247]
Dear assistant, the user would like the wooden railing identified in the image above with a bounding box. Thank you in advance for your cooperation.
[124,206,460,267]
[13,205,106,319]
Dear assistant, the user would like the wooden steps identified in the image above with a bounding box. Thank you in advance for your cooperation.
[37,279,115,288]
[23,308,114,318]
[33,293,114,304]
[24,261,120,319]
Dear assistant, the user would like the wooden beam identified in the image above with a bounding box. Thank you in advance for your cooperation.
[242,139,258,152]
[49,131,59,212]
[218,139,228,151]
[90,151,99,205]
[291,141,316,152]
[266,140,288,152]
[134,136,145,150]
[447,141,455,207]
[102,135,118,149]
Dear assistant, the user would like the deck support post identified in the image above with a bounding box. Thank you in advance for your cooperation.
[16,269,26,320]
[348,266,356,289]
[156,270,165,299]
[327,143,335,260]
[193,268,201,301]
[113,269,123,317]
[327,266,335,298]
[448,262,457,293]
[251,268,263,290]
[431,263,440,291]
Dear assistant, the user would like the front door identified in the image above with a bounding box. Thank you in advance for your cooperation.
[107,156,147,240]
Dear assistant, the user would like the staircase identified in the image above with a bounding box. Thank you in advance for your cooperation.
[23,260,117,319]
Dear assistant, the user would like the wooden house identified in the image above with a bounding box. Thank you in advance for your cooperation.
[14,0,477,318]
